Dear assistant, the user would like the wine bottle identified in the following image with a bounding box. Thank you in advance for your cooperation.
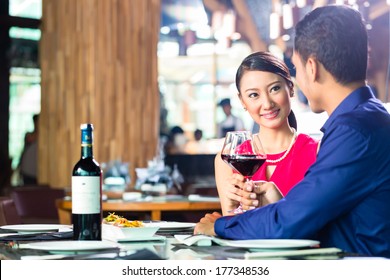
[71,123,102,240]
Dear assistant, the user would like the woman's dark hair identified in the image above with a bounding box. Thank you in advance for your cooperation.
[287,110,297,130]
[235,51,294,94]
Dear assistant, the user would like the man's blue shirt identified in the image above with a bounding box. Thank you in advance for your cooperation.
[215,86,390,257]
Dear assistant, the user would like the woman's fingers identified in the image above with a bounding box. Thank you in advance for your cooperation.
[224,175,273,212]
[226,181,243,199]
[238,182,259,210]
[229,176,245,190]
[231,173,245,181]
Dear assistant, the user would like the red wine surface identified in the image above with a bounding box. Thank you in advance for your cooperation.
[221,154,266,177]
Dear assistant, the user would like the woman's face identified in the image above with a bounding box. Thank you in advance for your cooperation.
[238,70,292,130]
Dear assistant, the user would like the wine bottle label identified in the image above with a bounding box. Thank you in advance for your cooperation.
[71,176,101,214]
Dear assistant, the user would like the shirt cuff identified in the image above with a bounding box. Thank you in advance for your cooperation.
[215,216,230,238]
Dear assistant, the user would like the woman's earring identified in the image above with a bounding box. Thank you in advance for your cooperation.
[243,107,247,111]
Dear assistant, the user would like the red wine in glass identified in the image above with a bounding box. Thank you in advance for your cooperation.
[221,131,267,214]
[221,154,266,180]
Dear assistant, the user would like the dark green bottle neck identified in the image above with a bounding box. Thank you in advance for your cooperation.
[81,144,93,158]
[80,125,94,158]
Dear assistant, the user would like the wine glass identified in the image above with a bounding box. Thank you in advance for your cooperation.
[221,131,267,214]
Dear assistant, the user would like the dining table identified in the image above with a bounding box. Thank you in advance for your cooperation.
[1,220,388,280]
[1,221,389,280]
[56,194,222,224]
[0,224,351,261]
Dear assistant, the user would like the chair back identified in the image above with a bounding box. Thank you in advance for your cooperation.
[10,185,65,224]
[0,196,22,226]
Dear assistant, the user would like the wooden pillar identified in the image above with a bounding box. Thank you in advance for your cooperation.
[40,0,161,189]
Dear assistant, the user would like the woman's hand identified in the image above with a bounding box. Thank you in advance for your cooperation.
[239,181,284,211]
[218,173,283,213]
[223,173,247,213]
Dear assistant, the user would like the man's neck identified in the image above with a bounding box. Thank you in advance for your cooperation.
[323,80,366,115]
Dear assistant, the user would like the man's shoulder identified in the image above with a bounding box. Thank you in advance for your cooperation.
[335,101,390,132]
[324,102,390,147]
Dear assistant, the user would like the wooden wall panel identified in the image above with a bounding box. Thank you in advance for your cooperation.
[40,0,161,189]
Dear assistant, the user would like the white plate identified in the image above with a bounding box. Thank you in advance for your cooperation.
[0,224,71,234]
[148,222,196,232]
[227,239,320,251]
[175,235,319,250]
[25,240,118,253]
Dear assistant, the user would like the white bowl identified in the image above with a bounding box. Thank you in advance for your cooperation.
[102,223,159,239]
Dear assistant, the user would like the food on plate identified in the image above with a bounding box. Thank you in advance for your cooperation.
[103,212,143,227]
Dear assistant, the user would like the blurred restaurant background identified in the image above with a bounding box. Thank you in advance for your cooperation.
[0,0,389,207]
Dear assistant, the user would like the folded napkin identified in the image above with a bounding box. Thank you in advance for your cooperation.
[0,230,73,242]
[157,229,194,237]
[174,234,228,246]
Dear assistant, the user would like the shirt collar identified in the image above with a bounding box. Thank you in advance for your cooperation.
[321,86,375,133]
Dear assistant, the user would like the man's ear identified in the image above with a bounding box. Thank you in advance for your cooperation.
[306,56,319,82]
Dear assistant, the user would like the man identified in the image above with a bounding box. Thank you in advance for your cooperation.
[195,5,390,257]
[217,98,245,138]
[19,114,39,185]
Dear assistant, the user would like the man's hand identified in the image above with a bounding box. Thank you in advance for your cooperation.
[239,181,283,211]
[193,212,222,236]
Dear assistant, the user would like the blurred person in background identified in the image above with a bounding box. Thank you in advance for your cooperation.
[19,114,39,185]
[164,126,188,154]
[216,98,245,138]
[185,128,209,154]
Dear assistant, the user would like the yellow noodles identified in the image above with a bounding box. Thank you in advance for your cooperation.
[103,212,143,227]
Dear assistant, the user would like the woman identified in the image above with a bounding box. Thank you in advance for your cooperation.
[215,52,319,215]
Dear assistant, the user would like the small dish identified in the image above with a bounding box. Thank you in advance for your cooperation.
[102,223,159,239]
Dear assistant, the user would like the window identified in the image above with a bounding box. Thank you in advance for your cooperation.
[8,0,41,178]
[9,0,41,19]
